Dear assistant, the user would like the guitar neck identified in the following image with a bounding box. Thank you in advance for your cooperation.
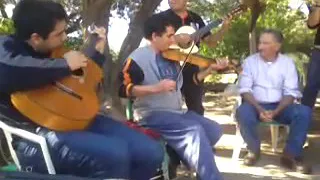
[189,6,244,41]
[190,19,223,41]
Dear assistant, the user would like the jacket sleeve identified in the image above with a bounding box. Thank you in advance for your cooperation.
[0,41,71,93]
[118,58,144,98]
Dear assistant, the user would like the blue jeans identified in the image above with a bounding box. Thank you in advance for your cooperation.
[143,111,223,180]
[15,115,164,180]
[302,49,320,108]
[236,102,312,157]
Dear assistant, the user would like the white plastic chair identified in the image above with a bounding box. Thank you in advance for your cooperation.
[0,120,55,174]
[223,84,290,161]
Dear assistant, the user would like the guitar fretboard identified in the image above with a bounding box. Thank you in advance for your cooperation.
[190,19,223,42]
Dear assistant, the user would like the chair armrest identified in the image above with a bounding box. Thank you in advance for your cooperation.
[0,121,56,174]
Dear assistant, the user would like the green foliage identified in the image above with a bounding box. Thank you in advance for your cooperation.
[189,0,315,62]
[0,18,14,35]
[64,37,83,50]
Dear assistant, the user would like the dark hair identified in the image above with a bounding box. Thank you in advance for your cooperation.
[261,29,284,44]
[12,0,68,40]
[143,14,173,40]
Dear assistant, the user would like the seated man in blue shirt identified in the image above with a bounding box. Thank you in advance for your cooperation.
[237,29,312,174]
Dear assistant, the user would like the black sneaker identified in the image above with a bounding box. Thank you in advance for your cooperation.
[280,154,312,174]
[243,151,260,166]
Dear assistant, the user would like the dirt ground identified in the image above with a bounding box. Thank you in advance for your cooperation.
[174,92,320,180]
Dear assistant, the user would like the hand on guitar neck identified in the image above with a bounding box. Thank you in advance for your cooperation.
[62,25,106,71]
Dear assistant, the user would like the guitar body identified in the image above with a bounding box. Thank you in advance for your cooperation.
[169,25,199,54]
[11,48,103,131]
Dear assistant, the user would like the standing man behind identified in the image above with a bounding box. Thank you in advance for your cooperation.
[159,0,232,115]
[302,0,320,108]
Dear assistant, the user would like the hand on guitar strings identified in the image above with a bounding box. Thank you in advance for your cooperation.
[64,51,88,71]
[173,33,192,49]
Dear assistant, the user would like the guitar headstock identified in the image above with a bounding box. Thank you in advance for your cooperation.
[224,5,248,20]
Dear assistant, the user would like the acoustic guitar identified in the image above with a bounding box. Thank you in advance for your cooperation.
[10,30,103,131]
[170,5,247,54]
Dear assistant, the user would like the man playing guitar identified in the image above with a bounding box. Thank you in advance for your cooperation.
[159,0,232,116]
[0,0,163,179]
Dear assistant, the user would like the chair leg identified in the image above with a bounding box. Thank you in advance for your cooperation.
[270,125,279,153]
[285,126,290,135]
[2,131,21,171]
[161,140,170,180]
[232,124,244,161]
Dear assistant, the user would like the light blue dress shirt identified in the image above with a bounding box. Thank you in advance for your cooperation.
[238,53,301,103]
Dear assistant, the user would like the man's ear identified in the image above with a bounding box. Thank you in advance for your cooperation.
[151,32,158,41]
[29,33,43,46]
[275,42,282,52]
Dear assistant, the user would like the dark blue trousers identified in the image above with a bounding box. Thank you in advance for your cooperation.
[236,102,312,157]
[15,115,164,180]
[302,49,320,108]
[143,111,223,180]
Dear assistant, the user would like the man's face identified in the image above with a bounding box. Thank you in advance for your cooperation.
[152,26,175,52]
[258,33,281,59]
[31,20,67,53]
[168,0,188,11]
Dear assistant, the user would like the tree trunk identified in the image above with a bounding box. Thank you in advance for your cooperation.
[0,0,8,18]
[81,0,117,109]
[249,28,257,54]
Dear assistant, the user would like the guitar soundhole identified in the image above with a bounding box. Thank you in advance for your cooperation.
[72,68,84,77]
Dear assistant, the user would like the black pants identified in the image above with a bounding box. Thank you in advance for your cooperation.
[302,49,320,108]
[181,63,205,115]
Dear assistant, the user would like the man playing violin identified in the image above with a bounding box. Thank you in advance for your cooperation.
[159,0,232,116]
[119,13,226,180]
[0,0,163,179]
[157,0,231,177]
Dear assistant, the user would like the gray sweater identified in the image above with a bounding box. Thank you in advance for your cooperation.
[128,46,184,119]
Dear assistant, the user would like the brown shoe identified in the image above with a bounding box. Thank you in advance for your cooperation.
[243,151,260,166]
[280,154,312,174]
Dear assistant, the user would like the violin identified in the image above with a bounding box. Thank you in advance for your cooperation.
[161,49,241,74]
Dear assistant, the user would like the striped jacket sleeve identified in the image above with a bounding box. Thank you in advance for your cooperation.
[118,58,144,98]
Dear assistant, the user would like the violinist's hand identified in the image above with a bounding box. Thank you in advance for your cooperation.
[64,51,88,71]
[92,26,107,54]
[207,58,229,72]
[155,79,176,93]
